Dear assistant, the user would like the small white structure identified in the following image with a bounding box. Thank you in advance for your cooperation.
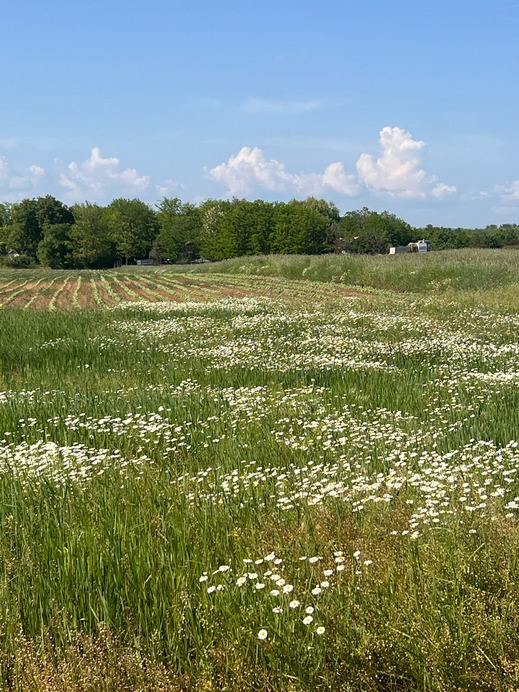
[389,239,431,254]
[410,239,431,253]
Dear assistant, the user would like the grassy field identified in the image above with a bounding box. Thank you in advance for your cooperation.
[0,251,519,690]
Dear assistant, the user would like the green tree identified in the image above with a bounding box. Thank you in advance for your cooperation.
[423,226,470,250]
[8,199,41,257]
[216,199,275,259]
[70,203,115,268]
[8,196,74,259]
[155,198,201,262]
[0,202,13,255]
[271,202,329,255]
[106,198,158,265]
[198,199,232,261]
[290,197,340,250]
[339,208,413,254]
[37,223,74,268]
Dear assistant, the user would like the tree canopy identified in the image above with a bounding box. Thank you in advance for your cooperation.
[0,193,517,268]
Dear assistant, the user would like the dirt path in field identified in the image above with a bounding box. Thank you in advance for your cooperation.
[76,280,98,309]
[94,280,119,307]
[29,291,53,311]
[54,279,77,310]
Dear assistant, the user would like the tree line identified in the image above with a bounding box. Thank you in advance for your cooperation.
[0,195,518,269]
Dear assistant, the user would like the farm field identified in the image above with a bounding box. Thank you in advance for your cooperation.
[1,258,519,690]
[0,268,363,311]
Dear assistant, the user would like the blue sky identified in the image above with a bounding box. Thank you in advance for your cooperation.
[1,0,519,227]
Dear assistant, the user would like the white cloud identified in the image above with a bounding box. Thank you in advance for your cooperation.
[155,179,185,198]
[356,126,457,199]
[206,146,359,197]
[496,180,519,201]
[28,164,45,178]
[208,128,456,200]
[242,98,325,115]
[0,155,45,197]
[322,162,359,195]
[59,147,150,201]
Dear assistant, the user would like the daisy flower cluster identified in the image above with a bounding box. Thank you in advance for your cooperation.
[198,548,370,640]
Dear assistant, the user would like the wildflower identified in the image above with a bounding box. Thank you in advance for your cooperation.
[312,587,322,595]
[282,584,293,593]
[255,582,265,590]
[270,589,280,596]
[289,600,300,608]
[316,626,326,635]
[258,629,268,640]
[207,586,216,594]
[303,615,313,625]
[308,556,320,564]
[272,607,283,614]
[236,577,246,586]
[323,569,333,577]
[199,575,208,582]
[306,606,314,614]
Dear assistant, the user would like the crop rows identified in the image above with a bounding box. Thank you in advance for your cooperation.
[0,270,363,311]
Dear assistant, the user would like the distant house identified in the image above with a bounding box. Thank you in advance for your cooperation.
[389,239,431,254]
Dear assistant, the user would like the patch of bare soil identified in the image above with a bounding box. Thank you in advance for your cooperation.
[29,291,53,311]
[76,280,99,309]
[55,279,78,310]
[6,291,33,309]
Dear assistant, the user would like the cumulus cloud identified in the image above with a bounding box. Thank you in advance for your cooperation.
[206,146,359,197]
[208,128,456,200]
[0,155,45,197]
[356,126,456,199]
[59,147,150,201]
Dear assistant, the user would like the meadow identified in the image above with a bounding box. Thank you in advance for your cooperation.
[0,251,519,690]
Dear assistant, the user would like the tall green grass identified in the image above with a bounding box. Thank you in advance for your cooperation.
[177,248,519,293]
[0,262,519,689]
